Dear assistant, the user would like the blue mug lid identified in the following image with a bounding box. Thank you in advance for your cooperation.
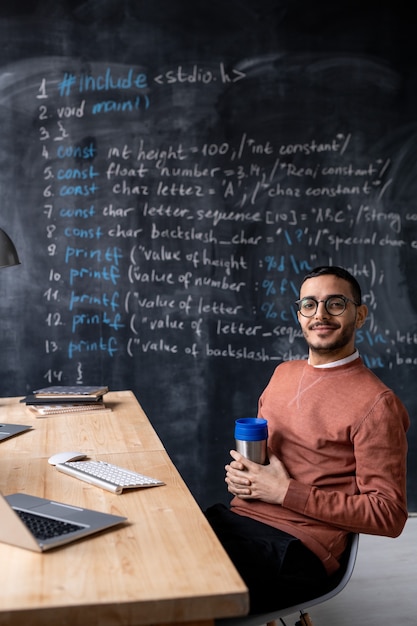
[235,417,268,441]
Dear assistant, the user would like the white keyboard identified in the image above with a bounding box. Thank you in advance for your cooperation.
[55,460,165,494]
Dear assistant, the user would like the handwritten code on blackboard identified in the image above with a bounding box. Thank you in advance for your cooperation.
[0,2,415,509]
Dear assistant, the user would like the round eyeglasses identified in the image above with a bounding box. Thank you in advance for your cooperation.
[295,295,359,318]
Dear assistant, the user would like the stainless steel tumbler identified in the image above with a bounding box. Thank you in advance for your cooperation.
[234,417,268,464]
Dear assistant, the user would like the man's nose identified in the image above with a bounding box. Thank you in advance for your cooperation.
[315,301,329,316]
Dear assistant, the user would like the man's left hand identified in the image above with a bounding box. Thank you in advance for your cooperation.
[225,448,291,504]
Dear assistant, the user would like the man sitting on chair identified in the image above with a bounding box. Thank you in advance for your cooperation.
[206,265,409,614]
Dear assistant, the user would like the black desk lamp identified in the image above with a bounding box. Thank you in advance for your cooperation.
[0,228,20,269]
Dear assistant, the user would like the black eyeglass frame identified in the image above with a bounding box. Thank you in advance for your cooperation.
[295,294,360,318]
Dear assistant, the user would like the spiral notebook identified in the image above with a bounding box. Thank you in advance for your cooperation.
[27,403,109,417]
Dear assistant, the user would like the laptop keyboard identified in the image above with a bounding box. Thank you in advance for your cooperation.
[15,509,81,540]
[55,460,165,494]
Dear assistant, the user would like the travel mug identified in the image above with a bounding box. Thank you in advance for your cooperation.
[234,417,268,464]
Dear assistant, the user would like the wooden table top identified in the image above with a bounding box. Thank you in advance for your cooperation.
[0,391,248,626]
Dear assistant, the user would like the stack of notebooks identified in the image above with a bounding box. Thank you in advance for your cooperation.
[24,386,109,416]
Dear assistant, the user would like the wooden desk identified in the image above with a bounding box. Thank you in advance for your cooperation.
[0,391,248,626]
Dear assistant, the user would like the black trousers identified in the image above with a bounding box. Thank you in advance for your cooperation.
[205,504,329,614]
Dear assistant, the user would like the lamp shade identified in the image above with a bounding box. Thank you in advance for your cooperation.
[0,228,20,269]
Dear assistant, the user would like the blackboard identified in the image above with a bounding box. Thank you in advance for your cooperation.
[0,1,416,511]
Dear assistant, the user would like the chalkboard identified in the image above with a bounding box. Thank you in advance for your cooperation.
[0,1,416,511]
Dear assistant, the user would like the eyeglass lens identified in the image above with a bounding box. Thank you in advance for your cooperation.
[298,296,348,317]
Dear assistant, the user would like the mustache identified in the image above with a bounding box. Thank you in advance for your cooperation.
[309,321,340,330]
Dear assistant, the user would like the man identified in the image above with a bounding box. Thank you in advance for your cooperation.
[206,265,409,613]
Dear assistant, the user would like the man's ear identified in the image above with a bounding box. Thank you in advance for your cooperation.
[355,304,368,328]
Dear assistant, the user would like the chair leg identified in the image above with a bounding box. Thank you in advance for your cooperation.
[266,610,313,626]
[295,612,314,626]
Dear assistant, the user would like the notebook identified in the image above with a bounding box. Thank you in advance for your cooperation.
[0,491,127,552]
[32,386,108,400]
[24,394,105,405]
[0,423,32,441]
[27,403,109,417]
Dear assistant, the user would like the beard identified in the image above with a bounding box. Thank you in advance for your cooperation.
[303,319,357,354]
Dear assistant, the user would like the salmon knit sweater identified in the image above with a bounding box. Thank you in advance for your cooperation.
[231,357,409,574]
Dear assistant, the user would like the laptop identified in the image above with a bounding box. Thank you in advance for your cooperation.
[0,423,32,441]
[0,491,127,551]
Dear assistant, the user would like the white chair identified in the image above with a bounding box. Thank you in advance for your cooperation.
[217,533,359,626]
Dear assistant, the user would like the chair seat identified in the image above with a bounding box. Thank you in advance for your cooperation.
[217,533,359,626]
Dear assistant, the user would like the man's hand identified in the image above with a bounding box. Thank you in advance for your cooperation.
[225,448,291,504]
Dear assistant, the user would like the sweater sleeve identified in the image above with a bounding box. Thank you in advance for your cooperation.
[282,391,409,537]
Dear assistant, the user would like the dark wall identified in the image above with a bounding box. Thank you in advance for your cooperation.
[0,1,416,510]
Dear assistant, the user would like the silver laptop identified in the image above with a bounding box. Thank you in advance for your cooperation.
[0,423,32,441]
[0,491,127,551]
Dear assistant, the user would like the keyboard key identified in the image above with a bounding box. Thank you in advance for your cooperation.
[15,509,81,539]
